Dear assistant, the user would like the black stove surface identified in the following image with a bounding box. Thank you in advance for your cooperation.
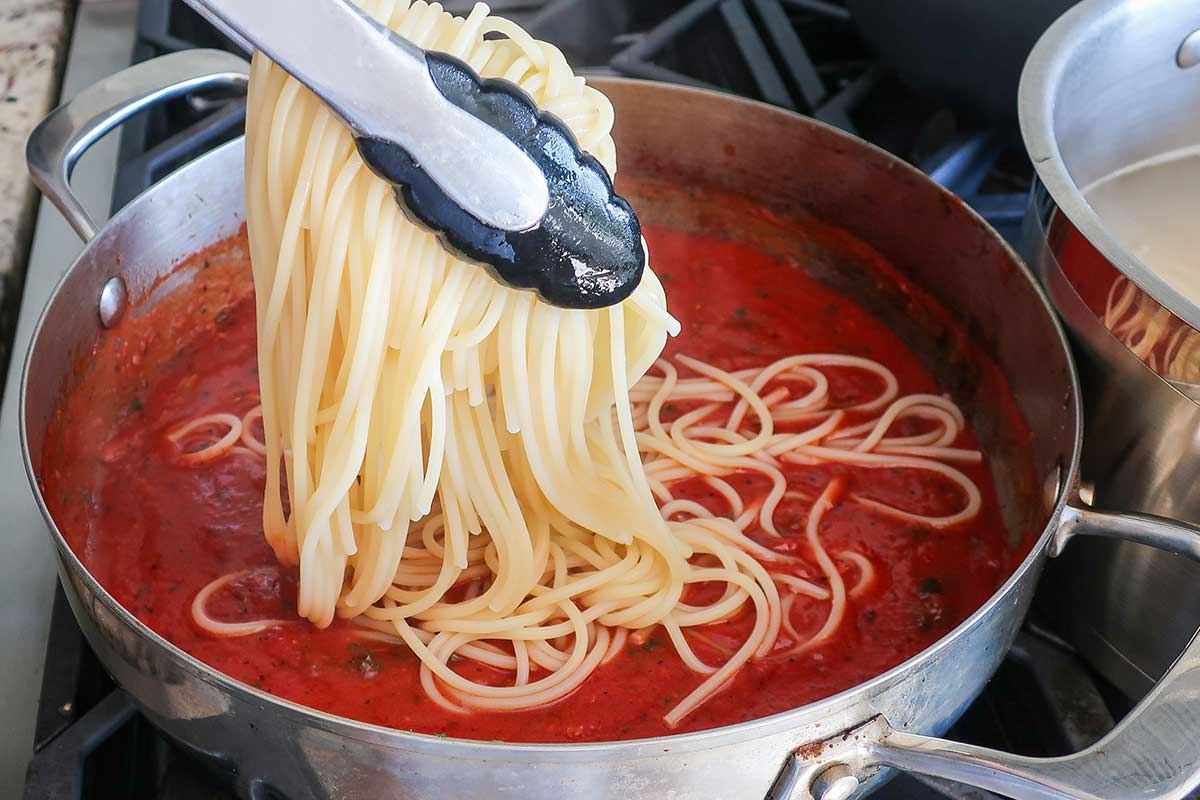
[28,1,1067,797]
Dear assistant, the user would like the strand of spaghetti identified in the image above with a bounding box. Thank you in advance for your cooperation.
[652,402,791,535]
[673,354,774,457]
[353,618,527,670]
[704,475,745,516]
[872,445,982,462]
[771,572,830,600]
[690,515,796,565]
[788,479,846,654]
[662,618,720,674]
[240,405,268,455]
[167,413,242,465]
[829,394,963,451]
[662,568,770,727]
[726,357,828,432]
[409,601,610,706]
[763,410,844,456]
[672,521,782,657]
[191,570,291,636]
[841,550,876,598]
[784,446,981,528]
[684,628,736,658]
[780,594,804,647]
[602,625,628,665]
[661,499,715,520]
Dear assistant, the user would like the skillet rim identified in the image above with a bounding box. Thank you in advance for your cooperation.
[19,76,1084,758]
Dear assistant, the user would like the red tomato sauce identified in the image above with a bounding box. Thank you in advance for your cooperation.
[42,212,1032,743]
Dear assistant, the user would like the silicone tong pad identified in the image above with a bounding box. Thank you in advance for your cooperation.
[355,52,645,310]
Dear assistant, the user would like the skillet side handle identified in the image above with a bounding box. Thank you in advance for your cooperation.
[863,504,1200,800]
[25,49,249,242]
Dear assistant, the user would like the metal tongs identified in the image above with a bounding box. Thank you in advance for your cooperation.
[184,0,645,309]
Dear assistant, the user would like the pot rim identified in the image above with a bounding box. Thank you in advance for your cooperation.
[1018,0,1200,334]
[20,77,1084,759]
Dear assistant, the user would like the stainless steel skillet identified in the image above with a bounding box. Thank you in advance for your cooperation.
[22,49,1200,800]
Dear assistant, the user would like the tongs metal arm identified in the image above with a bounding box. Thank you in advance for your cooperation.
[183,0,549,233]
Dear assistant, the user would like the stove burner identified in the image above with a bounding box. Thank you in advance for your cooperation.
[26,1,1074,797]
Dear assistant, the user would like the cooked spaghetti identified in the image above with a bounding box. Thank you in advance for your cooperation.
[174,306,981,727]
[157,0,994,727]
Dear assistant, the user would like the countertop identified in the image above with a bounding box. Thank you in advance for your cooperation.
[0,0,74,790]
[0,0,72,287]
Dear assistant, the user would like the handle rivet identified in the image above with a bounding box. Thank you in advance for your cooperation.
[1178,29,1200,69]
[99,276,128,329]
[811,763,860,800]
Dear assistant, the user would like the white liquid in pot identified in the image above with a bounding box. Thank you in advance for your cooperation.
[1083,145,1200,303]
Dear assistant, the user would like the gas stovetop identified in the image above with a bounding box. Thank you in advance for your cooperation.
[14,1,1100,798]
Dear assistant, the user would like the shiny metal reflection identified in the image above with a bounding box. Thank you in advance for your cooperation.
[1176,28,1200,67]
[97,276,126,329]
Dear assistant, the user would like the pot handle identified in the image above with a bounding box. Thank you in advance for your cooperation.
[773,504,1200,800]
[26,49,249,242]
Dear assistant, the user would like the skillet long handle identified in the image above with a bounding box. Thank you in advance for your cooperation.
[26,50,250,242]
[863,504,1200,800]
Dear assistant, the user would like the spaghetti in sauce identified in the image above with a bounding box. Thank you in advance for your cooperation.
[42,201,1031,743]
